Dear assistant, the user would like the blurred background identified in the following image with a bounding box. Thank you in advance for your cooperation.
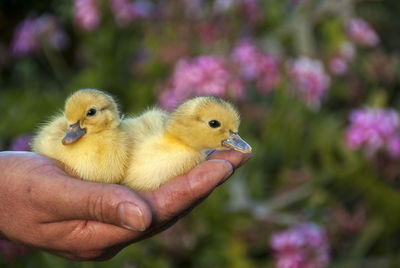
[1,0,400,267]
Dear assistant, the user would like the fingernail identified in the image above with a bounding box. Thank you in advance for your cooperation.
[118,203,146,231]
[209,159,233,184]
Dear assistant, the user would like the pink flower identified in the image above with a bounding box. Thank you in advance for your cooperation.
[329,42,356,76]
[130,0,153,18]
[289,57,330,109]
[159,89,187,112]
[388,136,400,157]
[10,18,39,57]
[9,134,32,151]
[329,56,348,75]
[232,39,262,80]
[345,108,400,157]
[240,0,262,22]
[232,39,280,93]
[160,55,244,110]
[35,14,69,50]
[110,0,153,26]
[270,223,330,268]
[11,15,69,57]
[348,18,380,47]
[338,42,356,61]
[256,54,280,93]
[74,0,101,31]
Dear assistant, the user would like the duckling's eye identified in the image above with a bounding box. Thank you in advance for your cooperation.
[208,120,221,128]
[87,108,97,116]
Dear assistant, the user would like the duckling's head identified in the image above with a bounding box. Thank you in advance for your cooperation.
[166,96,251,153]
[62,88,120,145]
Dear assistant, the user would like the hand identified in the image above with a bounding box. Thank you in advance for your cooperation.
[0,150,250,261]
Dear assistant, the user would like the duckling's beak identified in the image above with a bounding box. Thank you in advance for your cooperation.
[62,121,86,145]
[222,131,252,153]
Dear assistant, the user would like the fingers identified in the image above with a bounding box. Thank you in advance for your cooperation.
[15,153,152,232]
[38,220,142,259]
[0,150,251,260]
[141,158,233,224]
[207,149,252,168]
[38,178,152,232]
[36,150,250,253]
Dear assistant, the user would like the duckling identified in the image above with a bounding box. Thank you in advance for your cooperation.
[31,88,130,183]
[121,96,251,191]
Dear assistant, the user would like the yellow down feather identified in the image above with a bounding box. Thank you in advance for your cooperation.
[121,96,250,191]
[31,89,130,183]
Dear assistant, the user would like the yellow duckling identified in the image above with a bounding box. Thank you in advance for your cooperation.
[31,88,130,183]
[122,96,251,191]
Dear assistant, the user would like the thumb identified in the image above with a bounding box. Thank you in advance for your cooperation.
[29,166,152,231]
